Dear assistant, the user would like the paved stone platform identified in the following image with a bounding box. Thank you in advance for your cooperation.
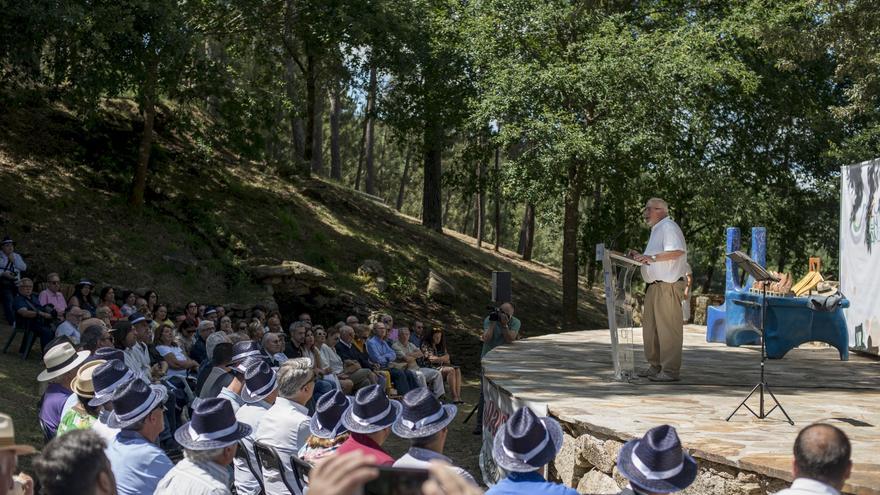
[483,326,880,494]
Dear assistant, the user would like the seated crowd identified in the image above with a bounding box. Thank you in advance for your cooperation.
[0,239,857,495]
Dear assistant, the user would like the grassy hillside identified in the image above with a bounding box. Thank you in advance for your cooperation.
[0,94,609,468]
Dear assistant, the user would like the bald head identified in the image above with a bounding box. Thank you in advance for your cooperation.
[793,423,852,489]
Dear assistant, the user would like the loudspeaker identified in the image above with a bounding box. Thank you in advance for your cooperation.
[492,271,512,304]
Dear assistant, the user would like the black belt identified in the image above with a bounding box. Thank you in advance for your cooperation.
[647,277,685,287]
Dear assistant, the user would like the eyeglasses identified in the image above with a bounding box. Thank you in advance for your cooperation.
[49,280,61,285]
[187,304,197,309]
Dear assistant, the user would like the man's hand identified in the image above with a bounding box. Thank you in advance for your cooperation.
[307,452,379,495]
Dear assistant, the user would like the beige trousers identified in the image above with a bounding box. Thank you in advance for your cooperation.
[642,279,687,375]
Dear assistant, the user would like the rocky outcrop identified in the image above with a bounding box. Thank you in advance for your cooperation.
[426,269,456,304]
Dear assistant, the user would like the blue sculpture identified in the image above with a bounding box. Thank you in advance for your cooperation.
[706,227,850,360]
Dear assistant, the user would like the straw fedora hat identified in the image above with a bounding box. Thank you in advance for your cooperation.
[70,360,106,398]
[37,342,90,382]
[0,413,36,455]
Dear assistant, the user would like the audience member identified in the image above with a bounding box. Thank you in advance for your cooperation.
[775,423,852,495]
[217,343,263,412]
[105,379,172,495]
[299,389,351,462]
[345,315,359,326]
[477,302,520,434]
[195,331,233,394]
[255,358,315,494]
[266,312,283,334]
[117,318,150,381]
[191,320,215,364]
[13,278,54,351]
[394,327,446,400]
[216,305,226,319]
[485,406,576,495]
[380,313,399,343]
[89,359,134,444]
[335,325,382,388]
[38,272,66,320]
[56,359,105,435]
[0,413,36,495]
[219,315,233,333]
[615,425,696,495]
[393,387,475,484]
[120,290,138,317]
[155,322,198,378]
[367,321,418,394]
[177,317,199,356]
[337,384,401,466]
[144,290,158,314]
[261,331,288,366]
[319,326,363,393]
[33,430,113,495]
[234,361,279,495]
[285,321,307,358]
[97,286,122,322]
[54,306,83,344]
[204,306,219,325]
[199,342,235,399]
[0,237,26,327]
[79,323,112,353]
[37,342,90,439]
[68,279,97,316]
[151,304,173,332]
[410,320,426,347]
[155,398,251,495]
[185,301,200,322]
[246,320,264,345]
[302,327,338,395]
[423,327,463,404]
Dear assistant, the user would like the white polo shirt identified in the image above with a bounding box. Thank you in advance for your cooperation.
[641,216,688,284]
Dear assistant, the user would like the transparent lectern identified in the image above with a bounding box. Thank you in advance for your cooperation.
[596,243,642,381]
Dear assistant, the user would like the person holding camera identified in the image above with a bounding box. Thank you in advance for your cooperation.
[475,302,520,435]
[0,236,26,326]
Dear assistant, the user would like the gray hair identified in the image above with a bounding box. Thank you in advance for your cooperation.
[339,325,354,338]
[261,332,280,348]
[647,197,669,213]
[289,321,308,332]
[206,331,231,360]
[276,358,313,399]
[184,447,226,463]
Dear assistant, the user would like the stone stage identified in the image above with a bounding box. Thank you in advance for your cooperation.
[482,326,880,494]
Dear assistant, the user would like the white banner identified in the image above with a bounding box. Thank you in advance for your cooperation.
[478,376,548,486]
[840,158,880,356]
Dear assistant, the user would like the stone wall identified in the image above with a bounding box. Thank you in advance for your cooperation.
[550,427,789,495]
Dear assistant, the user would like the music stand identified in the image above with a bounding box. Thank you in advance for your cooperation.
[724,250,794,425]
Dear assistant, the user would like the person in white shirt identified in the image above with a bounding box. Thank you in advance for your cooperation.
[254,358,314,495]
[630,198,688,382]
[392,387,475,485]
[392,327,445,398]
[55,306,84,344]
[155,398,251,495]
[775,423,852,495]
[233,360,278,495]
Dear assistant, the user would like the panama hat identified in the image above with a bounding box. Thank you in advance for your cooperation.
[240,361,278,404]
[392,387,457,439]
[37,342,90,382]
[492,406,563,473]
[341,384,401,434]
[175,398,251,450]
[309,389,351,439]
[106,379,167,429]
[617,425,697,494]
[89,359,135,407]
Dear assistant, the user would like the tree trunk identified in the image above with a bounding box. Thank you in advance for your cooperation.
[354,114,367,190]
[562,164,583,329]
[283,0,305,172]
[300,54,318,177]
[422,120,443,232]
[310,75,325,175]
[702,245,720,293]
[517,203,535,261]
[442,187,453,225]
[493,147,502,252]
[461,193,473,234]
[130,56,158,207]
[395,145,412,211]
[364,65,378,195]
[586,181,603,286]
[329,85,342,180]
[476,160,485,247]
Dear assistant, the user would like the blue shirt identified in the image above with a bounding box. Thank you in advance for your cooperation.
[485,472,579,495]
[366,336,397,367]
[106,430,173,495]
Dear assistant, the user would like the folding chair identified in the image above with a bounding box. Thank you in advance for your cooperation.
[2,321,38,360]
[289,454,312,489]
[253,441,301,494]
[235,439,264,494]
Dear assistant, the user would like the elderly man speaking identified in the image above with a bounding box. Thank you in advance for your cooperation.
[630,198,688,382]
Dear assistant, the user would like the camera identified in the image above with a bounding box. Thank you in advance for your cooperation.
[44,303,58,320]
[487,306,502,322]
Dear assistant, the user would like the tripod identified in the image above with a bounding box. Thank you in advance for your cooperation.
[725,251,794,425]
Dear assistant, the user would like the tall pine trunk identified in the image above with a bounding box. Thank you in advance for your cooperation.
[283,0,305,171]
[130,56,158,207]
[354,115,367,190]
[518,203,535,260]
[493,147,501,252]
[364,65,378,195]
[329,86,342,180]
[396,145,412,211]
[310,78,324,175]
[475,160,486,246]
[422,120,443,232]
[562,164,582,329]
